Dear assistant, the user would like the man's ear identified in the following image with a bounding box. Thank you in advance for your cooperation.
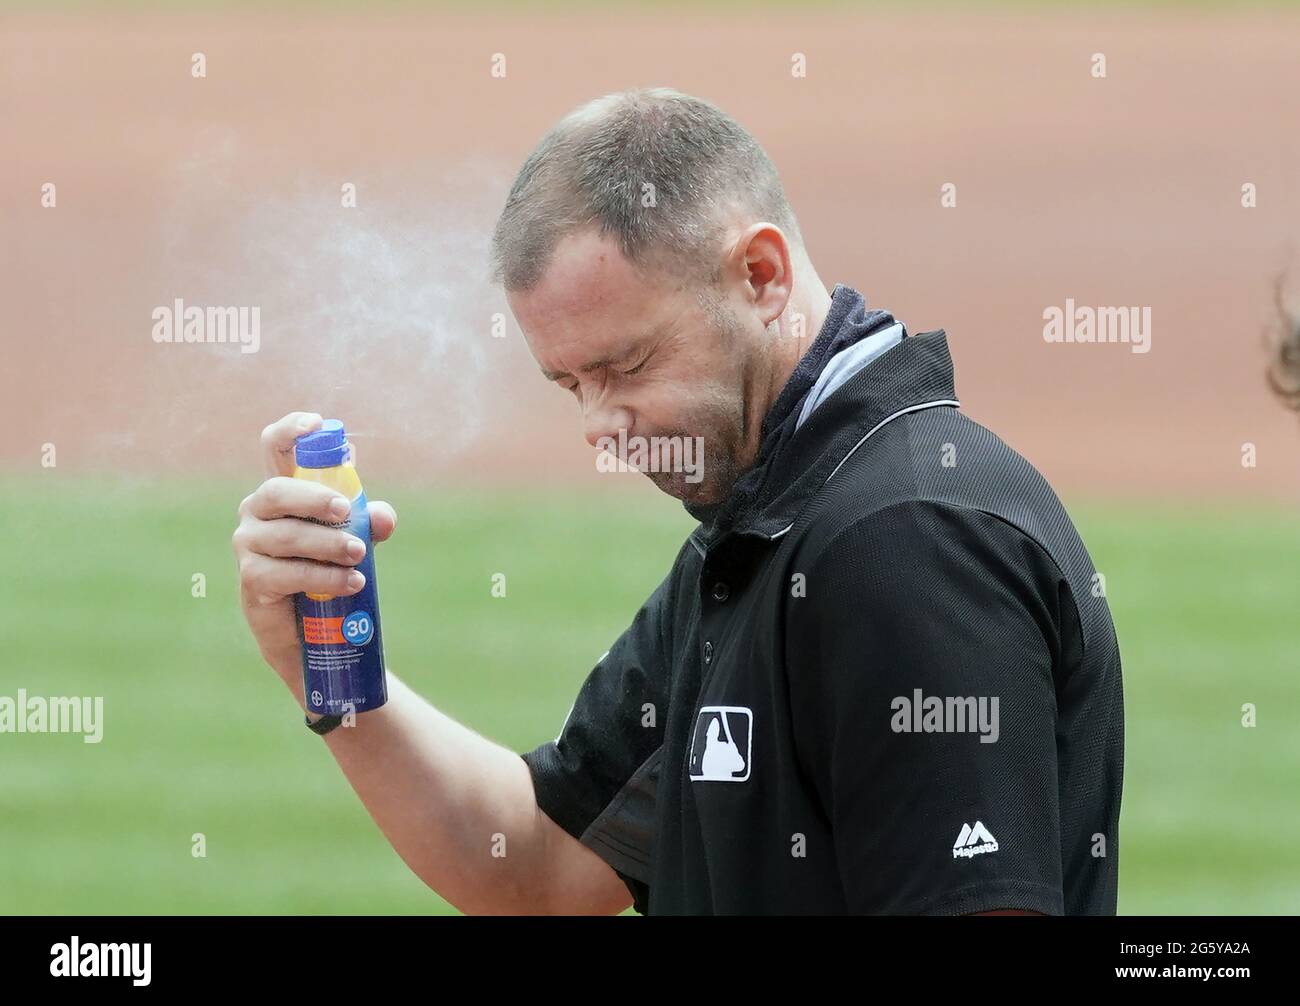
[729,222,793,327]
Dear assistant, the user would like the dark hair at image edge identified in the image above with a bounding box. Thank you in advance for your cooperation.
[1266,276,1300,412]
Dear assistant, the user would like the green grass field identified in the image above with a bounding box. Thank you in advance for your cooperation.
[2,475,1297,914]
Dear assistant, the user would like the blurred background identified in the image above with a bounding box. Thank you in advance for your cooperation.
[1,0,1298,914]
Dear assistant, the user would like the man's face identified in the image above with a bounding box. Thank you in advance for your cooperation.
[508,229,760,505]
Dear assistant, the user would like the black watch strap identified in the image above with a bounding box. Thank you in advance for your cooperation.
[305,713,344,736]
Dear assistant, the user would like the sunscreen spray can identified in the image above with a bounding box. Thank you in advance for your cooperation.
[292,420,387,716]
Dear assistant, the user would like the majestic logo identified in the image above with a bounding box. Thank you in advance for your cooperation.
[688,706,752,782]
[952,821,999,859]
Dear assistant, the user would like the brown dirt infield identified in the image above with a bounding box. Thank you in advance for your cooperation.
[3,8,1299,502]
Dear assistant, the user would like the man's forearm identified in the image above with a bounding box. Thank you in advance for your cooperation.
[233,423,621,915]
[295,670,554,914]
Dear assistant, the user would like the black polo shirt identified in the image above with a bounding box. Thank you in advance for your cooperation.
[520,290,1125,915]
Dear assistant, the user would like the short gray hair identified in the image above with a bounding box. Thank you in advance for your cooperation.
[490,87,803,292]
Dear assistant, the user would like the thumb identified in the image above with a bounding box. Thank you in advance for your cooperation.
[368,500,397,543]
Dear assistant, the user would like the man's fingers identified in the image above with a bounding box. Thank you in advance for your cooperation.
[240,553,367,602]
[368,500,397,543]
[243,476,351,523]
[261,412,323,477]
[241,518,368,566]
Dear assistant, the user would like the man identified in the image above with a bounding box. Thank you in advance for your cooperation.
[233,88,1124,915]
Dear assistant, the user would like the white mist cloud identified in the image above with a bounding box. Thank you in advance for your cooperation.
[127,134,521,477]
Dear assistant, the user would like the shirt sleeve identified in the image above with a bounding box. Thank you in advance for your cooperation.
[785,499,1071,915]
[519,545,683,915]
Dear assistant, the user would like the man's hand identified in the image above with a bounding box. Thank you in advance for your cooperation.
[232,412,397,701]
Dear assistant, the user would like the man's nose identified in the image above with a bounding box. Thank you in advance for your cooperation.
[583,399,634,450]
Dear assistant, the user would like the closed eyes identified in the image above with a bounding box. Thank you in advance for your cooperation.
[555,350,651,393]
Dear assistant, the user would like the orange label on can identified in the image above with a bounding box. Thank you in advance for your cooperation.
[302,616,345,645]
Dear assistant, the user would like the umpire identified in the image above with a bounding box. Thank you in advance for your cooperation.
[233,88,1124,915]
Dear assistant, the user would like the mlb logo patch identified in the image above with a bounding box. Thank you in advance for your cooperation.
[688,706,752,782]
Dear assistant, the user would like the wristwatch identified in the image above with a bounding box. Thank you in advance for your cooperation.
[305,712,344,735]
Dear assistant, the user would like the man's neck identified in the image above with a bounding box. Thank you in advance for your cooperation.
[774,276,832,398]
[742,273,832,453]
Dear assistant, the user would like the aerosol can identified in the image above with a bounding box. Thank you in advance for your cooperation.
[292,420,387,716]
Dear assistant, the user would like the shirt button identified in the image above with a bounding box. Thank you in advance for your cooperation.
[711,582,730,602]
[703,640,714,664]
